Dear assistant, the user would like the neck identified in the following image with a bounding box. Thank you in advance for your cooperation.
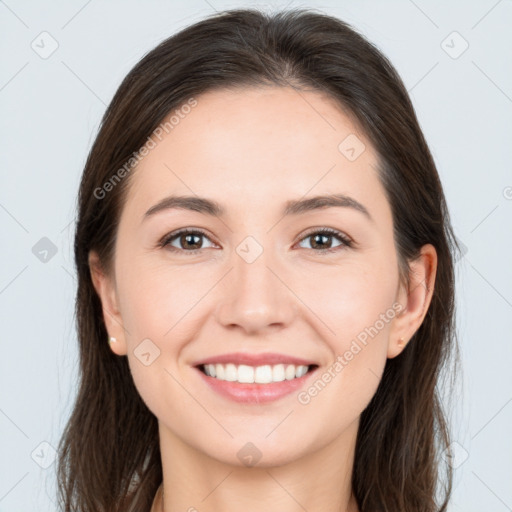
[155,419,360,512]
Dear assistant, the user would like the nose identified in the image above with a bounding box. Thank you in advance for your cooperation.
[214,246,298,335]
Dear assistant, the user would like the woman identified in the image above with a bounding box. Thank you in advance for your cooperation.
[57,8,460,512]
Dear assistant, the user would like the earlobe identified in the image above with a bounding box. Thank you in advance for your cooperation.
[107,336,126,356]
[388,244,437,358]
[88,250,128,356]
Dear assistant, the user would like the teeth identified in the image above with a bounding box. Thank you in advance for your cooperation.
[272,364,286,382]
[202,363,311,383]
[224,363,237,381]
[285,364,296,380]
[238,365,254,383]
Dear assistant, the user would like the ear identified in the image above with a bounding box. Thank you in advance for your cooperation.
[388,243,437,358]
[88,250,127,356]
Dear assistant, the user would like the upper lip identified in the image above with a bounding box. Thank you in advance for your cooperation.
[193,352,318,367]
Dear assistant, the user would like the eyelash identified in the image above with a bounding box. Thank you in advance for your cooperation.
[158,227,353,256]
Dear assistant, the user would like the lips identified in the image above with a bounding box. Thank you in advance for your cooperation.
[194,361,319,403]
[192,352,318,368]
[191,352,320,403]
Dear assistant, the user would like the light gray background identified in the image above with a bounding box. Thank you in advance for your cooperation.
[1,0,511,510]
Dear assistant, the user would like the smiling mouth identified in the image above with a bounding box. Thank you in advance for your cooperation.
[197,363,319,384]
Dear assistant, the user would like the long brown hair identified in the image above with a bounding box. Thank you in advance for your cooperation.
[57,8,460,511]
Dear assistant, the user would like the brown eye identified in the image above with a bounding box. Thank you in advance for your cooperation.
[160,229,216,254]
[297,228,352,252]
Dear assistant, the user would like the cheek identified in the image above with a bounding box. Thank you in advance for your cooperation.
[115,261,213,402]
[294,257,396,412]
[117,257,202,338]
[297,341,387,440]
[297,253,398,342]
[297,275,393,427]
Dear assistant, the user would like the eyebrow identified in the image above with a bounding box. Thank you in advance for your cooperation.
[142,193,373,223]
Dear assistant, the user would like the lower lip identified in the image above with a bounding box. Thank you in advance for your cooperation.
[194,366,318,403]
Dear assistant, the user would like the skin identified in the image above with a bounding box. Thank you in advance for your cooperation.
[89,86,437,512]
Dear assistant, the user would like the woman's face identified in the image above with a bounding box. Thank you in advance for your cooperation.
[91,86,434,467]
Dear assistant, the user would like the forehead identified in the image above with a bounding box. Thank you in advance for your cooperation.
[123,86,386,221]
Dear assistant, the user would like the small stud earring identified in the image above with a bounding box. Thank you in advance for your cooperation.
[109,336,117,345]
[398,337,405,347]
